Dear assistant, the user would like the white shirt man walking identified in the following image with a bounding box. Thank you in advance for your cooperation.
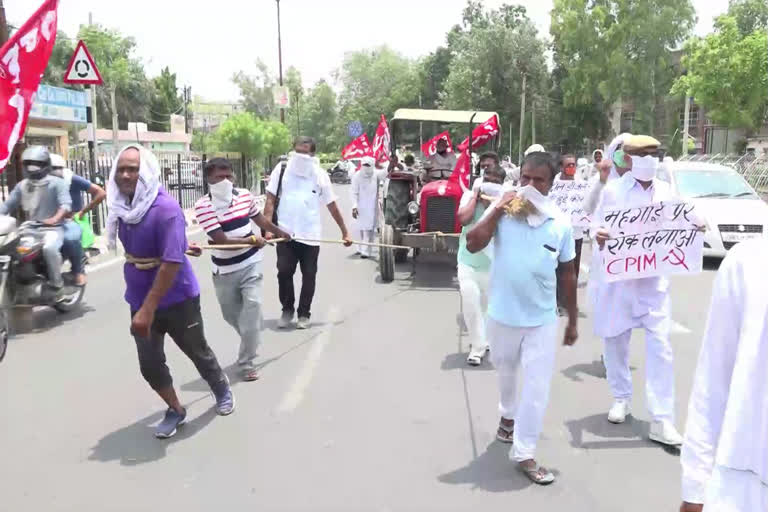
[593,135,683,446]
[194,158,290,382]
[467,152,578,485]
[264,136,353,330]
[351,156,387,259]
[679,238,768,512]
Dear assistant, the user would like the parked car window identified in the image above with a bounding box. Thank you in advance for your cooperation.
[675,169,758,199]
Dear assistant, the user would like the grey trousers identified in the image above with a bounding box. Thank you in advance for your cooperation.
[213,261,264,371]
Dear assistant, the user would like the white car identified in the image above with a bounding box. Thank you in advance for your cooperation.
[667,161,768,258]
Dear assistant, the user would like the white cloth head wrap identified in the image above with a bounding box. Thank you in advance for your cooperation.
[106,144,161,250]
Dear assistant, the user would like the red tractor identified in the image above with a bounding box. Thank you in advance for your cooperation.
[379,109,500,282]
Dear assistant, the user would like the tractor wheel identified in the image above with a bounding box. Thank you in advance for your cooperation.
[379,224,395,283]
[384,180,411,229]
[394,248,409,263]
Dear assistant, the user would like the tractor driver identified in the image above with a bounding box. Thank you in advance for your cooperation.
[425,138,457,182]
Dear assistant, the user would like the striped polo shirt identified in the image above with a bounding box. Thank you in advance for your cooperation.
[194,188,262,274]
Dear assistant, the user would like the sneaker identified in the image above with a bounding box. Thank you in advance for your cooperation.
[607,399,630,424]
[466,346,487,366]
[155,407,187,439]
[212,380,236,416]
[296,317,310,330]
[277,312,294,329]
[649,420,683,446]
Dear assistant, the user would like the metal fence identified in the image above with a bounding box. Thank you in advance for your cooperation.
[677,152,768,193]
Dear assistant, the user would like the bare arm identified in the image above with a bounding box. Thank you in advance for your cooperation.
[558,259,578,345]
[263,192,276,224]
[326,201,350,240]
[457,190,479,226]
[251,212,291,239]
[80,183,106,216]
[466,202,504,253]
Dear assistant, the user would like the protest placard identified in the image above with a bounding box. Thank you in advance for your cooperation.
[599,201,704,282]
[549,180,591,227]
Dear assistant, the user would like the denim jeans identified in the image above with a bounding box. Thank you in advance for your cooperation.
[61,220,84,275]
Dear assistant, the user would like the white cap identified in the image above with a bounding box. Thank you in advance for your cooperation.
[524,144,545,156]
[50,153,66,169]
[361,156,375,167]
[577,157,588,166]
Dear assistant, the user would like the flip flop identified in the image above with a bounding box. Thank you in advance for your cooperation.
[519,463,555,485]
[496,421,514,443]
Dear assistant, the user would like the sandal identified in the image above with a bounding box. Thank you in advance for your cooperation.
[496,420,514,443]
[519,462,555,485]
[241,368,260,382]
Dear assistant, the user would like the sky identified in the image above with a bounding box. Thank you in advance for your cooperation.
[8,0,730,103]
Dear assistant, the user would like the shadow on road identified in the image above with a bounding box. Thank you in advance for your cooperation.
[441,351,494,372]
[10,303,96,337]
[88,398,217,466]
[565,413,680,456]
[561,359,609,382]
[438,441,558,492]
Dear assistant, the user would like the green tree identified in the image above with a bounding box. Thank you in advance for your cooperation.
[550,0,696,135]
[77,25,151,130]
[232,59,277,119]
[302,80,341,153]
[262,120,292,157]
[213,112,267,158]
[42,30,74,86]
[672,15,768,131]
[418,46,452,109]
[148,67,183,132]
[284,66,304,137]
[336,46,420,136]
[728,0,768,35]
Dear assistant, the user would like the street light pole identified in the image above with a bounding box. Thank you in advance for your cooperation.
[276,0,285,124]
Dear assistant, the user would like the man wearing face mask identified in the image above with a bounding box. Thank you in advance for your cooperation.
[554,154,585,315]
[351,156,387,259]
[457,163,505,366]
[467,152,578,485]
[263,136,353,330]
[591,135,684,447]
[194,158,291,382]
[0,146,71,299]
[583,134,632,217]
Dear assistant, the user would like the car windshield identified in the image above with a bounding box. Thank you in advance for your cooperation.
[674,169,758,199]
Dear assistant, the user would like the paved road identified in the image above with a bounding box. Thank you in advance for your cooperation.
[0,184,721,511]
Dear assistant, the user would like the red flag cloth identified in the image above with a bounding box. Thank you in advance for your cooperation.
[448,148,472,191]
[0,0,59,170]
[457,115,500,152]
[420,131,454,157]
[372,114,391,163]
[341,133,372,160]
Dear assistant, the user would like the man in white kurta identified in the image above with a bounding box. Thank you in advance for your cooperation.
[592,135,683,447]
[680,239,768,512]
[351,157,386,258]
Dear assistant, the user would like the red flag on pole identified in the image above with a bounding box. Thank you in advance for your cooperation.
[372,114,391,163]
[420,131,454,157]
[0,0,59,170]
[341,133,373,160]
[449,148,472,191]
[457,115,500,152]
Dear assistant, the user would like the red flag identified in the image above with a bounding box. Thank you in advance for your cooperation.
[372,114,390,163]
[449,148,472,191]
[341,133,372,160]
[457,115,500,152]
[0,0,59,170]
[420,131,454,157]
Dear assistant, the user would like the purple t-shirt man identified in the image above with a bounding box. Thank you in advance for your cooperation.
[119,188,199,311]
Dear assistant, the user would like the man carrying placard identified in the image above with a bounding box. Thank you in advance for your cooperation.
[592,135,684,446]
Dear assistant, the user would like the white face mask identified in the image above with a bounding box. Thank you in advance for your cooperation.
[480,181,502,197]
[630,155,659,181]
[361,165,374,178]
[287,153,315,178]
[209,179,233,210]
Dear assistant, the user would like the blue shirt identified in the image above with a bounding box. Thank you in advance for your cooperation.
[487,214,576,327]
[69,175,91,212]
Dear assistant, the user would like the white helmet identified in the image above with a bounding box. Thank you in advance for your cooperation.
[50,153,66,170]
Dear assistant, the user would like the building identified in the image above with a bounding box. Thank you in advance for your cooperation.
[78,121,192,154]
[26,84,87,155]
[190,100,244,133]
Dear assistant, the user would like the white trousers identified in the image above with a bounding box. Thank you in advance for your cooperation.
[357,229,375,257]
[603,312,675,422]
[705,466,768,511]
[487,318,558,462]
[457,263,490,353]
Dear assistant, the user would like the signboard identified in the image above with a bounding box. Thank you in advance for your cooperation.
[63,40,103,85]
[548,180,591,228]
[273,85,290,108]
[347,120,363,138]
[29,84,87,123]
[600,201,704,282]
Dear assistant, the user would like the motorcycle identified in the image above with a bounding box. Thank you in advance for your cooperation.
[0,217,86,362]
[328,162,351,184]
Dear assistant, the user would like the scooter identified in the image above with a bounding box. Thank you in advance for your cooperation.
[0,217,86,362]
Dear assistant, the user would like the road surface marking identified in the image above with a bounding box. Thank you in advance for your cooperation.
[278,306,341,413]
[87,255,125,273]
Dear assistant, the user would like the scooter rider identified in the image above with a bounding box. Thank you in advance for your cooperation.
[0,146,71,298]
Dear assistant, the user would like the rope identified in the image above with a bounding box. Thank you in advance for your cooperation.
[191,237,411,251]
[125,254,162,270]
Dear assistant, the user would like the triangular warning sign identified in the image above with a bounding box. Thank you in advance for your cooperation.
[63,41,103,85]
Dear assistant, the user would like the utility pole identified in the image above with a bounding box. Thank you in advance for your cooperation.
[183,86,191,134]
[508,122,513,159]
[276,0,285,124]
[682,95,691,156]
[518,73,527,164]
[531,99,536,144]
[418,93,423,149]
